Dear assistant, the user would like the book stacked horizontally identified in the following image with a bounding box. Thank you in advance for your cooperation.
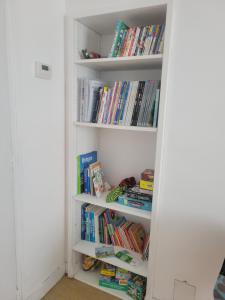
[109,20,165,57]
[140,169,154,191]
[81,206,148,255]
[99,264,130,292]
[79,79,160,128]
[117,185,153,211]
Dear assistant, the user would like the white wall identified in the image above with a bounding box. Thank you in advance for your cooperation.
[0,1,17,299]
[152,1,225,299]
[7,0,66,298]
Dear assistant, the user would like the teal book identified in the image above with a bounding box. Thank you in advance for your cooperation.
[109,21,129,57]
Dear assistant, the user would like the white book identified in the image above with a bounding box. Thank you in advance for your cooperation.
[86,80,104,122]
[93,206,105,243]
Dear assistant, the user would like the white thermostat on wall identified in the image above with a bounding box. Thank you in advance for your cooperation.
[35,61,52,80]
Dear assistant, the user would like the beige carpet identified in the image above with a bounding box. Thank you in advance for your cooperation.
[42,276,119,300]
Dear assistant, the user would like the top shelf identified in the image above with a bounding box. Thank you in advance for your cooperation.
[75,54,163,71]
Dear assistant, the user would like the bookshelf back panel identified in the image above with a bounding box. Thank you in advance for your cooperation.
[100,69,162,82]
[75,22,101,60]
[98,129,156,186]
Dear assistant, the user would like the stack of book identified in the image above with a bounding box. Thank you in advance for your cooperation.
[140,169,154,191]
[99,264,130,292]
[81,206,147,255]
[77,151,110,197]
[109,20,165,57]
[117,185,152,211]
[81,203,105,243]
[79,79,160,128]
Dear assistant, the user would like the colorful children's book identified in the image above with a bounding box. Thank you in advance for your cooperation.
[95,246,114,258]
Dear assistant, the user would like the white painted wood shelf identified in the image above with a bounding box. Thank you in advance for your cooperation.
[75,121,157,133]
[75,269,132,300]
[73,240,147,277]
[75,54,163,71]
[74,193,152,220]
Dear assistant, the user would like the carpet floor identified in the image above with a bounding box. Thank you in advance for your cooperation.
[42,276,119,300]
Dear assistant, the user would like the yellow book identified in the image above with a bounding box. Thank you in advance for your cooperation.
[140,180,154,191]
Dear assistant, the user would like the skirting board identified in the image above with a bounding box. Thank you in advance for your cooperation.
[24,264,65,300]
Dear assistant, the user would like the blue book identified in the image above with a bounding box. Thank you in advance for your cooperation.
[77,151,97,194]
[84,167,89,193]
[119,82,130,123]
[81,203,88,240]
[89,210,95,242]
[85,211,90,241]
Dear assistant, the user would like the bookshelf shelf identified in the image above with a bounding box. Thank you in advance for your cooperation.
[73,240,147,277]
[74,193,152,220]
[75,54,163,71]
[75,121,157,133]
[75,269,131,300]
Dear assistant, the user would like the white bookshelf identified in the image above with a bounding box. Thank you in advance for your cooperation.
[65,3,170,299]
[75,54,163,71]
[75,121,157,133]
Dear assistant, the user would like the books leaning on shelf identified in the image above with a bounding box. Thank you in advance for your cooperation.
[77,150,111,197]
[109,20,165,57]
[79,79,161,128]
[81,205,149,256]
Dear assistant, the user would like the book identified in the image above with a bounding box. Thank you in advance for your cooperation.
[77,151,97,194]
[95,246,114,258]
[140,180,154,191]
[117,195,152,211]
[109,21,129,57]
[107,22,165,57]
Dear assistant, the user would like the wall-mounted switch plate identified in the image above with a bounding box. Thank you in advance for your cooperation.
[35,62,52,80]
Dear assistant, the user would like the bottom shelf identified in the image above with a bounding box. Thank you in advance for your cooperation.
[75,269,132,300]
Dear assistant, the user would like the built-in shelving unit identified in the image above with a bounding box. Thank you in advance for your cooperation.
[75,54,163,71]
[65,3,169,299]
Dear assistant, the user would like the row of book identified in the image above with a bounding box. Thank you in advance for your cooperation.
[81,205,149,257]
[79,79,160,128]
[109,20,165,57]
[77,151,110,197]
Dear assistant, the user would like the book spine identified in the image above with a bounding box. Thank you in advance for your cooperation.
[131,81,145,126]
[153,89,160,127]
[131,27,140,56]
[85,211,90,241]
[119,82,130,124]
[76,155,81,194]
[109,21,123,57]
[84,167,89,193]
[134,26,143,56]
[128,28,136,56]
[107,82,118,124]
[115,81,127,124]
[111,81,122,124]
[90,210,95,242]
[81,204,86,240]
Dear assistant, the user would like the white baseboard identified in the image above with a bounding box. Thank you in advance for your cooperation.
[25,264,65,300]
